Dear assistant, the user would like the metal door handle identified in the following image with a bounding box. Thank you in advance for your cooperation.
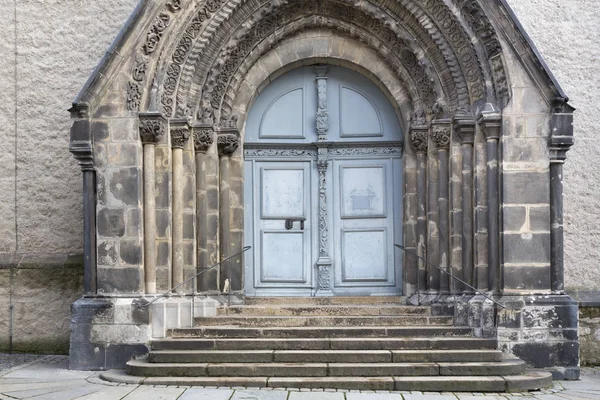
[285,218,306,230]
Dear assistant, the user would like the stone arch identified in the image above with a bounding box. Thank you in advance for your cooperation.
[135,0,509,122]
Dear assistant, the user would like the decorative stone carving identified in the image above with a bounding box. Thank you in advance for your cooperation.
[170,118,191,149]
[167,0,182,13]
[126,82,142,111]
[317,151,329,260]
[139,112,166,143]
[410,111,429,154]
[132,55,148,82]
[432,123,451,150]
[192,125,214,154]
[244,148,317,158]
[315,66,329,141]
[144,13,171,55]
[217,115,240,156]
[328,147,402,156]
[318,265,331,291]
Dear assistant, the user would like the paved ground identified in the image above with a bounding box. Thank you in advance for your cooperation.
[0,355,598,399]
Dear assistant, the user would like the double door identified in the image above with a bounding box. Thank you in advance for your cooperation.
[244,153,402,296]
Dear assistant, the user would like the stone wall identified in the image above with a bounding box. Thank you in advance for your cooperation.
[0,0,599,359]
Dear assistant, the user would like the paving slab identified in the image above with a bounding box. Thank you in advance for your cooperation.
[403,394,458,400]
[19,384,102,400]
[75,386,138,399]
[122,385,186,399]
[231,389,289,399]
[179,388,234,400]
[288,392,345,400]
[346,393,403,399]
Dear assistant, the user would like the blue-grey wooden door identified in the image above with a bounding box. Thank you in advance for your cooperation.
[244,66,403,296]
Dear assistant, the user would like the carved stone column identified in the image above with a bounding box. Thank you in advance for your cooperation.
[193,124,215,292]
[170,118,191,292]
[316,150,334,297]
[478,104,502,293]
[409,120,429,300]
[549,102,575,293]
[69,103,97,295]
[217,117,241,291]
[139,111,166,294]
[454,116,476,293]
[432,120,452,295]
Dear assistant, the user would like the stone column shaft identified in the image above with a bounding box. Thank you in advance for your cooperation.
[478,105,502,293]
[455,117,476,293]
[139,111,166,294]
[170,120,191,292]
[410,123,429,295]
[549,105,574,292]
[143,144,157,293]
[433,121,451,294]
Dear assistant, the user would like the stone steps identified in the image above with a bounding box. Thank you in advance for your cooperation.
[243,296,406,306]
[196,315,453,327]
[170,325,471,338]
[148,349,507,364]
[109,300,553,392]
[218,304,429,316]
[151,337,498,351]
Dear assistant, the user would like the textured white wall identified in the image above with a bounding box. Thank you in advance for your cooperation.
[0,0,598,289]
[505,0,600,290]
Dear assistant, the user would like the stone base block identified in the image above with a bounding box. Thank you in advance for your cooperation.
[70,297,150,370]
[497,294,580,380]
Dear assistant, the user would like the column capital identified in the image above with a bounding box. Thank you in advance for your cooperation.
[453,115,476,145]
[69,103,94,171]
[217,115,240,156]
[431,119,452,150]
[409,117,429,154]
[477,103,502,141]
[139,111,166,144]
[549,100,575,162]
[192,123,214,154]
[170,118,191,149]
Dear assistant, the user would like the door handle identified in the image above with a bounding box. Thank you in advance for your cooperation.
[285,218,306,230]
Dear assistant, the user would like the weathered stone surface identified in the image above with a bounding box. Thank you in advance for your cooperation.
[580,307,600,366]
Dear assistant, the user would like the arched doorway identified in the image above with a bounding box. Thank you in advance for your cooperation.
[243,65,404,297]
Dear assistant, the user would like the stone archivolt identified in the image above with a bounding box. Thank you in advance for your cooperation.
[124,0,509,123]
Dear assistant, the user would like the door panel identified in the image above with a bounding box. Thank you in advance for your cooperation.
[332,159,399,294]
[252,161,313,291]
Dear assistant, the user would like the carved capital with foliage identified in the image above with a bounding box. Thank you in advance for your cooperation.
[217,115,240,156]
[192,124,214,154]
[139,111,166,144]
[170,118,191,149]
[432,120,452,150]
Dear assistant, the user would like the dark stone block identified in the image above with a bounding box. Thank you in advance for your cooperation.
[530,206,550,232]
[120,240,143,265]
[155,172,170,208]
[512,341,579,368]
[207,188,219,210]
[69,340,106,370]
[207,214,219,239]
[199,267,219,292]
[105,344,149,369]
[98,241,118,266]
[97,267,143,294]
[93,104,119,118]
[132,299,150,325]
[156,209,171,239]
[551,366,580,381]
[503,206,527,232]
[184,175,195,205]
[503,265,551,290]
[110,168,141,206]
[97,208,125,237]
[183,213,195,239]
[70,120,90,142]
[92,122,109,141]
[157,241,170,267]
[497,309,521,328]
[503,172,549,204]
[70,297,114,324]
[503,233,550,264]
[522,304,578,330]
[184,242,195,266]
[97,174,107,206]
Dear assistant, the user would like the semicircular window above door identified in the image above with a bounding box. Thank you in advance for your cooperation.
[244,65,404,297]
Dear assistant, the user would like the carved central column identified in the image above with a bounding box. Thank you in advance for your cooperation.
[193,124,214,292]
[316,66,329,142]
[432,120,452,296]
[139,112,166,294]
[170,118,191,292]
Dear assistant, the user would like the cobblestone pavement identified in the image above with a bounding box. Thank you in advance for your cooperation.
[0,355,598,399]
